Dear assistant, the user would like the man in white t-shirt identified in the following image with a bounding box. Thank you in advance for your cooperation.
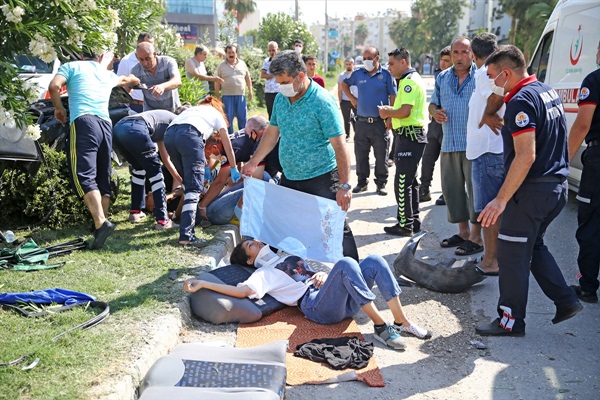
[117,32,154,112]
[338,57,358,141]
[261,41,280,119]
[185,45,223,94]
[466,33,506,276]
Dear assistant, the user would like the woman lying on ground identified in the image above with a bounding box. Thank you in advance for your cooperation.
[184,239,431,350]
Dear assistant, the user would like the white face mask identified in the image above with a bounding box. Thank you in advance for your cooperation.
[363,59,375,71]
[254,244,279,269]
[294,46,302,53]
[488,72,507,96]
[279,75,300,97]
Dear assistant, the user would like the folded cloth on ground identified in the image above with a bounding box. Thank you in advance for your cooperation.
[0,288,95,306]
[294,336,374,370]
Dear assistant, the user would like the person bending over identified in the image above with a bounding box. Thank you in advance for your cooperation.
[184,239,431,350]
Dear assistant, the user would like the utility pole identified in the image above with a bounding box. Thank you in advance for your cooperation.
[294,0,299,21]
[324,0,328,74]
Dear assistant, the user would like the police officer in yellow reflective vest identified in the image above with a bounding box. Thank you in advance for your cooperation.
[378,47,428,236]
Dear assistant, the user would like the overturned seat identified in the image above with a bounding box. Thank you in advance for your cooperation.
[138,340,288,400]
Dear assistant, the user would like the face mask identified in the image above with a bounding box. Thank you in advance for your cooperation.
[363,59,375,71]
[254,244,279,269]
[294,46,302,53]
[488,72,507,96]
[279,76,300,97]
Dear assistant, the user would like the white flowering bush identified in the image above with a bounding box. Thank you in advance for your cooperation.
[0,0,121,133]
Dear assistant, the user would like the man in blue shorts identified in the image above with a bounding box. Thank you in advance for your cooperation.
[242,50,359,261]
[465,33,505,276]
[48,49,140,249]
[475,46,582,336]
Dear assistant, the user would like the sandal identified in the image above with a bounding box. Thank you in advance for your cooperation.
[440,234,466,248]
[455,240,484,256]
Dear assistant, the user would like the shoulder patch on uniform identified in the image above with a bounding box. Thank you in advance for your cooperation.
[515,111,529,128]
[404,85,412,93]
[579,87,590,100]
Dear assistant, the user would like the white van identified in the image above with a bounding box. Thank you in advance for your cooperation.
[15,54,64,99]
[528,0,600,191]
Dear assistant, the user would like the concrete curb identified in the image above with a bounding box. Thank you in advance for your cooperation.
[96,225,241,400]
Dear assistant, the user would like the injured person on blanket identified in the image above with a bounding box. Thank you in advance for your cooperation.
[184,239,432,350]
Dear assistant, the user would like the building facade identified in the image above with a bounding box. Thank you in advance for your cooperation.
[164,0,217,46]
[457,0,512,43]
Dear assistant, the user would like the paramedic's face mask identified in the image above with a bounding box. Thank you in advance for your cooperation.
[253,243,279,269]
[488,69,508,96]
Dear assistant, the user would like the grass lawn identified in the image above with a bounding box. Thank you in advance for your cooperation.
[0,164,219,399]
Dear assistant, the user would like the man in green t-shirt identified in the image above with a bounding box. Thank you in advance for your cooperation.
[378,48,428,236]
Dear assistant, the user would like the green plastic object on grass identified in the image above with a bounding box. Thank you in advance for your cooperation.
[0,238,64,271]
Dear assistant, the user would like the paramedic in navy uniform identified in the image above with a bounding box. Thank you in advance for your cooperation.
[475,46,582,336]
[568,42,600,304]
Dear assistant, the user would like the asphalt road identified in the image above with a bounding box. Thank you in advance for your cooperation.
[285,76,600,400]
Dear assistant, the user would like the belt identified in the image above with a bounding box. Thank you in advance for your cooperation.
[587,139,600,147]
[356,116,383,123]
[525,175,566,183]
[393,125,425,135]
[131,99,144,105]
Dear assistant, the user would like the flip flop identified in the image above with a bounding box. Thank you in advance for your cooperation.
[440,234,466,248]
[455,240,484,256]
[475,266,499,276]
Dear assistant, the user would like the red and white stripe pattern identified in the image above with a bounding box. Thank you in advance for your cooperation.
[499,305,516,331]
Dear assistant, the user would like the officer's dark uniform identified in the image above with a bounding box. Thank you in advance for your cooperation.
[495,76,579,332]
[385,68,428,235]
[575,68,600,298]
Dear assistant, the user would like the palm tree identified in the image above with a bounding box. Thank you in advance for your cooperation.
[223,0,257,26]
[355,22,368,46]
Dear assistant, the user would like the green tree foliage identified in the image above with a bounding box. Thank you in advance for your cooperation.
[498,0,557,60]
[223,0,257,25]
[109,0,165,56]
[255,12,318,56]
[355,22,368,45]
[389,0,466,59]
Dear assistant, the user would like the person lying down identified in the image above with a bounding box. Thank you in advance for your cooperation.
[184,239,431,350]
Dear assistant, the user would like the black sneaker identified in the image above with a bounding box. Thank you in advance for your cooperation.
[352,183,368,193]
[376,186,388,196]
[435,195,446,206]
[419,187,431,202]
[384,224,413,237]
[570,285,598,303]
[91,220,115,250]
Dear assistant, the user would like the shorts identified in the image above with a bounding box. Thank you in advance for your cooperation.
[472,152,505,212]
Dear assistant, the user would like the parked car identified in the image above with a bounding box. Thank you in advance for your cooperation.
[14,54,65,99]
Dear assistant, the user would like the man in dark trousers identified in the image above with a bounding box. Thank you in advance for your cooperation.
[378,48,428,236]
[568,41,600,304]
[420,46,451,204]
[476,46,582,336]
[341,46,396,196]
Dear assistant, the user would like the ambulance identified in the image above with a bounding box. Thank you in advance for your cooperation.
[527,0,600,191]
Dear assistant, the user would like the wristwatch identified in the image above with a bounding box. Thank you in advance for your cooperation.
[338,182,352,191]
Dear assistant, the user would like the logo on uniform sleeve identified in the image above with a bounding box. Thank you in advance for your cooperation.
[579,87,590,100]
[404,85,412,93]
[515,112,529,127]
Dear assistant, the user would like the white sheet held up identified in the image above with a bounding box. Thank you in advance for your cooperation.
[241,177,346,263]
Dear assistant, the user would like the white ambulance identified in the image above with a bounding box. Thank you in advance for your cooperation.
[528,0,600,191]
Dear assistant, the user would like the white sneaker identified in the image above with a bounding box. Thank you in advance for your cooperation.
[393,322,432,339]
[129,211,146,223]
[373,324,406,350]
[155,219,178,230]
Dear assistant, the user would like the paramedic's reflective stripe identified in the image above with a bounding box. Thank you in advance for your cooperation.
[131,176,145,185]
[182,204,196,212]
[576,195,591,203]
[70,122,85,197]
[498,233,528,243]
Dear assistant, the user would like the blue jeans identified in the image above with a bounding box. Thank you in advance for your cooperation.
[471,152,504,212]
[300,255,401,324]
[113,118,168,221]
[164,124,206,242]
[222,95,247,134]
